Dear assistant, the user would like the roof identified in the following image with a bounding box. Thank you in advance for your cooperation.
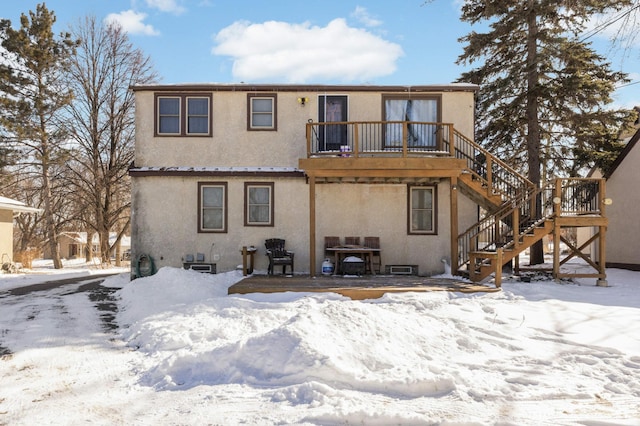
[129,166,305,177]
[130,82,479,93]
[60,232,131,246]
[0,196,42,214]
[606,127,640,179]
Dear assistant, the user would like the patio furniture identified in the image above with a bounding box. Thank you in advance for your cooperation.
[265,238,294,275]
[325,246,379,275]
[344,236,360,246]
[324,236,341,258]
[363,236,381,274]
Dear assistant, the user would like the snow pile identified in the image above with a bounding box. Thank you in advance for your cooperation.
[109,266,640,424]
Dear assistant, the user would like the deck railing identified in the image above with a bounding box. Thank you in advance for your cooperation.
[306,121,455,157]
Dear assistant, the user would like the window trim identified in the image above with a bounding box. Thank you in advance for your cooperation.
[198,182,227,233]
[244,182,274,226]
[407,185,437,235]
[247,94,277,131]
[155,93,212,137]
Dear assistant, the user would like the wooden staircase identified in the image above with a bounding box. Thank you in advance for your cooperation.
[451,131,608,287]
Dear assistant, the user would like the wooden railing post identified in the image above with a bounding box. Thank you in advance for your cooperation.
[513,207,520,248]
[486,156,493,198]
[353,123,359,158]
[449,124,455,157]
[402,121,408,157]
[306,123,311,157]
[554,178,562,217]
[495,248,503,288]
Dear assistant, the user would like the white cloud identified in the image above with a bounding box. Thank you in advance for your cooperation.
[104,10,160,36]
[144,0,186,15]
[351,6,382,27]
[212,19,403,83]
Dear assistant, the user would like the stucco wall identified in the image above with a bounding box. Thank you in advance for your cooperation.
[131,175,310,274]
[0,209,13,262]
[131,175,477,276]
[604,146,640,266]
[315,181,477,275]
[134,89,476,169]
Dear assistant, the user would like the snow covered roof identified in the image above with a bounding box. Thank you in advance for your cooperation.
[59,232,130,246]
[129,166,305,177]
[0,196,42,214]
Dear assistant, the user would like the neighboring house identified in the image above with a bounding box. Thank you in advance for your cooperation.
[130,83,607,284]
[44,232,131,260]
[597,126,640,270]
[0,196,41,266]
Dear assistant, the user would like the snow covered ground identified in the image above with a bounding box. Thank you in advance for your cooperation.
[1,260,639,425]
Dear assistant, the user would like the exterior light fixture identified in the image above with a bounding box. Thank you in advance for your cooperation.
[603,198,613,205]
[552,197,561,204]
[297,97,309,106]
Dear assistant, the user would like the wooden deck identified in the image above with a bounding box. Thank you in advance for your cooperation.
[228,274,500,300]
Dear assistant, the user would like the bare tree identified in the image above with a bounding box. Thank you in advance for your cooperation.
[0,4,78,269]
[65,16,157,264]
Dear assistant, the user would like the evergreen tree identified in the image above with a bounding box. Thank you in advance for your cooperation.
[0,4,78,268]
[456,0,636,264]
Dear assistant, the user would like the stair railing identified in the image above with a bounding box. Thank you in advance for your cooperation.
[451,130,536,204]
[457,180,556,273]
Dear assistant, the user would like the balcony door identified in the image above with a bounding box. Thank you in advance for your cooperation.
[384,97,439,149]
[318,95,348,151]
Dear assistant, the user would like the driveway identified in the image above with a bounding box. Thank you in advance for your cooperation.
[0,272,122,357]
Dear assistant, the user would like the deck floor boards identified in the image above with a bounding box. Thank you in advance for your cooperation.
[228,274,499,300]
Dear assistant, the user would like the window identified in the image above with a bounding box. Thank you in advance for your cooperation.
[408,186,437,234]
[383,95,440,149]
[187,98,210,134]
[245,182,274,226]
[247,94,276,130]
[156,94,211,136]
[158,97,180,134]
[198,182,227,233]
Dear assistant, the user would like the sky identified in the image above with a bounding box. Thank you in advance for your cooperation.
[0,258,639,424]
[1,0,639,108]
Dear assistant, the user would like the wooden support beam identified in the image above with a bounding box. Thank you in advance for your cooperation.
[450,177,459,272]
[309,178,316,277]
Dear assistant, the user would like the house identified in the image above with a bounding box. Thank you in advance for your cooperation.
[45,232,131,260]
[0,196,41,267]
[129,83,607,285]
[591,126,640,270]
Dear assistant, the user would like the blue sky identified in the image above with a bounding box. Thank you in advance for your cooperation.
[2,0,639,107]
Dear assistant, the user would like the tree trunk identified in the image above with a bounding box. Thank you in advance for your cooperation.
[85,230,94,262]
[526,0,545,265]
[42,161,63,269]
[100,228,111,264]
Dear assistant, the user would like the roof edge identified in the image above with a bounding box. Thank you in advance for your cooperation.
[130,83,479,93]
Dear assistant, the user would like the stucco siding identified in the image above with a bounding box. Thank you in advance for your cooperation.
[132,176,477,276]
[605,145,640,266]
[0,209,13,262]
[134,89,476,169]
[132,175,310,274]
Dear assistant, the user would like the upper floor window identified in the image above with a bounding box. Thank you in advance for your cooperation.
[245,182,274,226]
[156,94,212,136]
[247,94,276,130]
[383,95,441,149]
[408,185,437,235]
[198,182,227,233]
